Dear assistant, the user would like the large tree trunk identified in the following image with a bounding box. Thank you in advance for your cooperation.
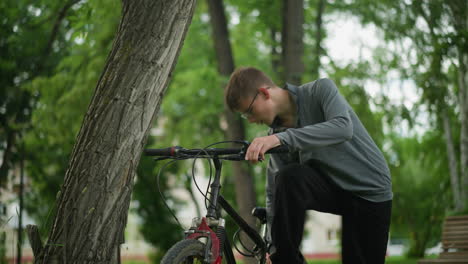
[33,0,197,263]
[282,0,304,85]
[206,1,258,262]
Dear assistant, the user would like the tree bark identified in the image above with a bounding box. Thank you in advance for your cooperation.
[34,0,197,263]
[442,109,462,211]
[206,0,258,262]
[282,0,304,85]
[207,0,234,74]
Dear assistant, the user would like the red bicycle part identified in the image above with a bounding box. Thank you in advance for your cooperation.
[186,217,222,264]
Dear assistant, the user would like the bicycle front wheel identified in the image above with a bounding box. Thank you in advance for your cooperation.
[161,239,208,264]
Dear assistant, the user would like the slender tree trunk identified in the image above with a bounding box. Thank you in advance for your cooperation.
[206,0,258,262]
[0,130,15,186]
[457,1,468,209]
[270,27,282,77]
[207,0,234,74]
[282,0,304,85]
[442,109,462,211]
[313,0,326,80]
[39,0,81,72]
[17,151,24,264]
[33,0,197,263]
[462,3,468,211]
[447,0,468,212]
[457,46,468,211]
[280,0,288,83]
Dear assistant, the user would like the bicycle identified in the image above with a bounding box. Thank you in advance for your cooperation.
[144,141,288,264]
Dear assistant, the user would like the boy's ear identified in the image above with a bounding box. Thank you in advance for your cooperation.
[258,87,270,99]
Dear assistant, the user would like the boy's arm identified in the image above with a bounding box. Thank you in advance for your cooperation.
[275,78,353,150]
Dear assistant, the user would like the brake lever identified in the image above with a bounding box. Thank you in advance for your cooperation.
[239,141,250,159]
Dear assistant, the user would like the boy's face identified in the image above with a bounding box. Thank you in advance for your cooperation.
[237,88,275,126]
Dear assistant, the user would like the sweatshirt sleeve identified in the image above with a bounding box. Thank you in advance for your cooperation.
[275,78,353,150]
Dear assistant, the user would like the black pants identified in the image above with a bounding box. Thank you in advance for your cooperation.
[270,163,392,264]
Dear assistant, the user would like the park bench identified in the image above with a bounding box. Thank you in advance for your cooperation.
[418,215,468,263]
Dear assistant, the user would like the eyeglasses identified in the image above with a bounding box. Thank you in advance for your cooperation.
[240,91,260,119]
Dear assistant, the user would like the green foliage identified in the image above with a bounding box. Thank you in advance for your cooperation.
[0,0,71,184]
[336,0,465,214]
[224,1,278,81]
[21,0,121,235]
[327,61,385,147]
[388,132,451,257]
[335,0,463,131]
[159,1,224,148]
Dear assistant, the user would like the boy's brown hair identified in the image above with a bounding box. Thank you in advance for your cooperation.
[225,67,276,112]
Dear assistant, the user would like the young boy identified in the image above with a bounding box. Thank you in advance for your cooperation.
[225,67,392,264]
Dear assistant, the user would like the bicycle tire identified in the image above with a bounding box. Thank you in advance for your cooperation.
[161,239,208,264]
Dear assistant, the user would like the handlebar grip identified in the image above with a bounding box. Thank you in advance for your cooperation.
[144,146,181,156]
[265,145,290,154]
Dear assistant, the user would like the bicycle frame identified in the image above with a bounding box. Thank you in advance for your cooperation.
[145,143,288,263]
[184,156,267,264]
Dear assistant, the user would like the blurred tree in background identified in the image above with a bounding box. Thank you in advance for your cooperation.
[388,132,451,257]
[336,0,467,213]
[0,0,81,186]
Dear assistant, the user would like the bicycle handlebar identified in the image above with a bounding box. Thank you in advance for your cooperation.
[144,147,180,156]
[144,144,289,160]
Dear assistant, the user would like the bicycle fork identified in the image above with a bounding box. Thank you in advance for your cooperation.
[183,157,266,264]
[185,216,227,263]
[184,156,226,264]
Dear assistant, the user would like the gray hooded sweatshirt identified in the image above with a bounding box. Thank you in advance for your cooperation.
[266,78,392,225]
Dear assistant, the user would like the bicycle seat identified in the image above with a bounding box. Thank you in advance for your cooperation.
[251,207,267,224]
